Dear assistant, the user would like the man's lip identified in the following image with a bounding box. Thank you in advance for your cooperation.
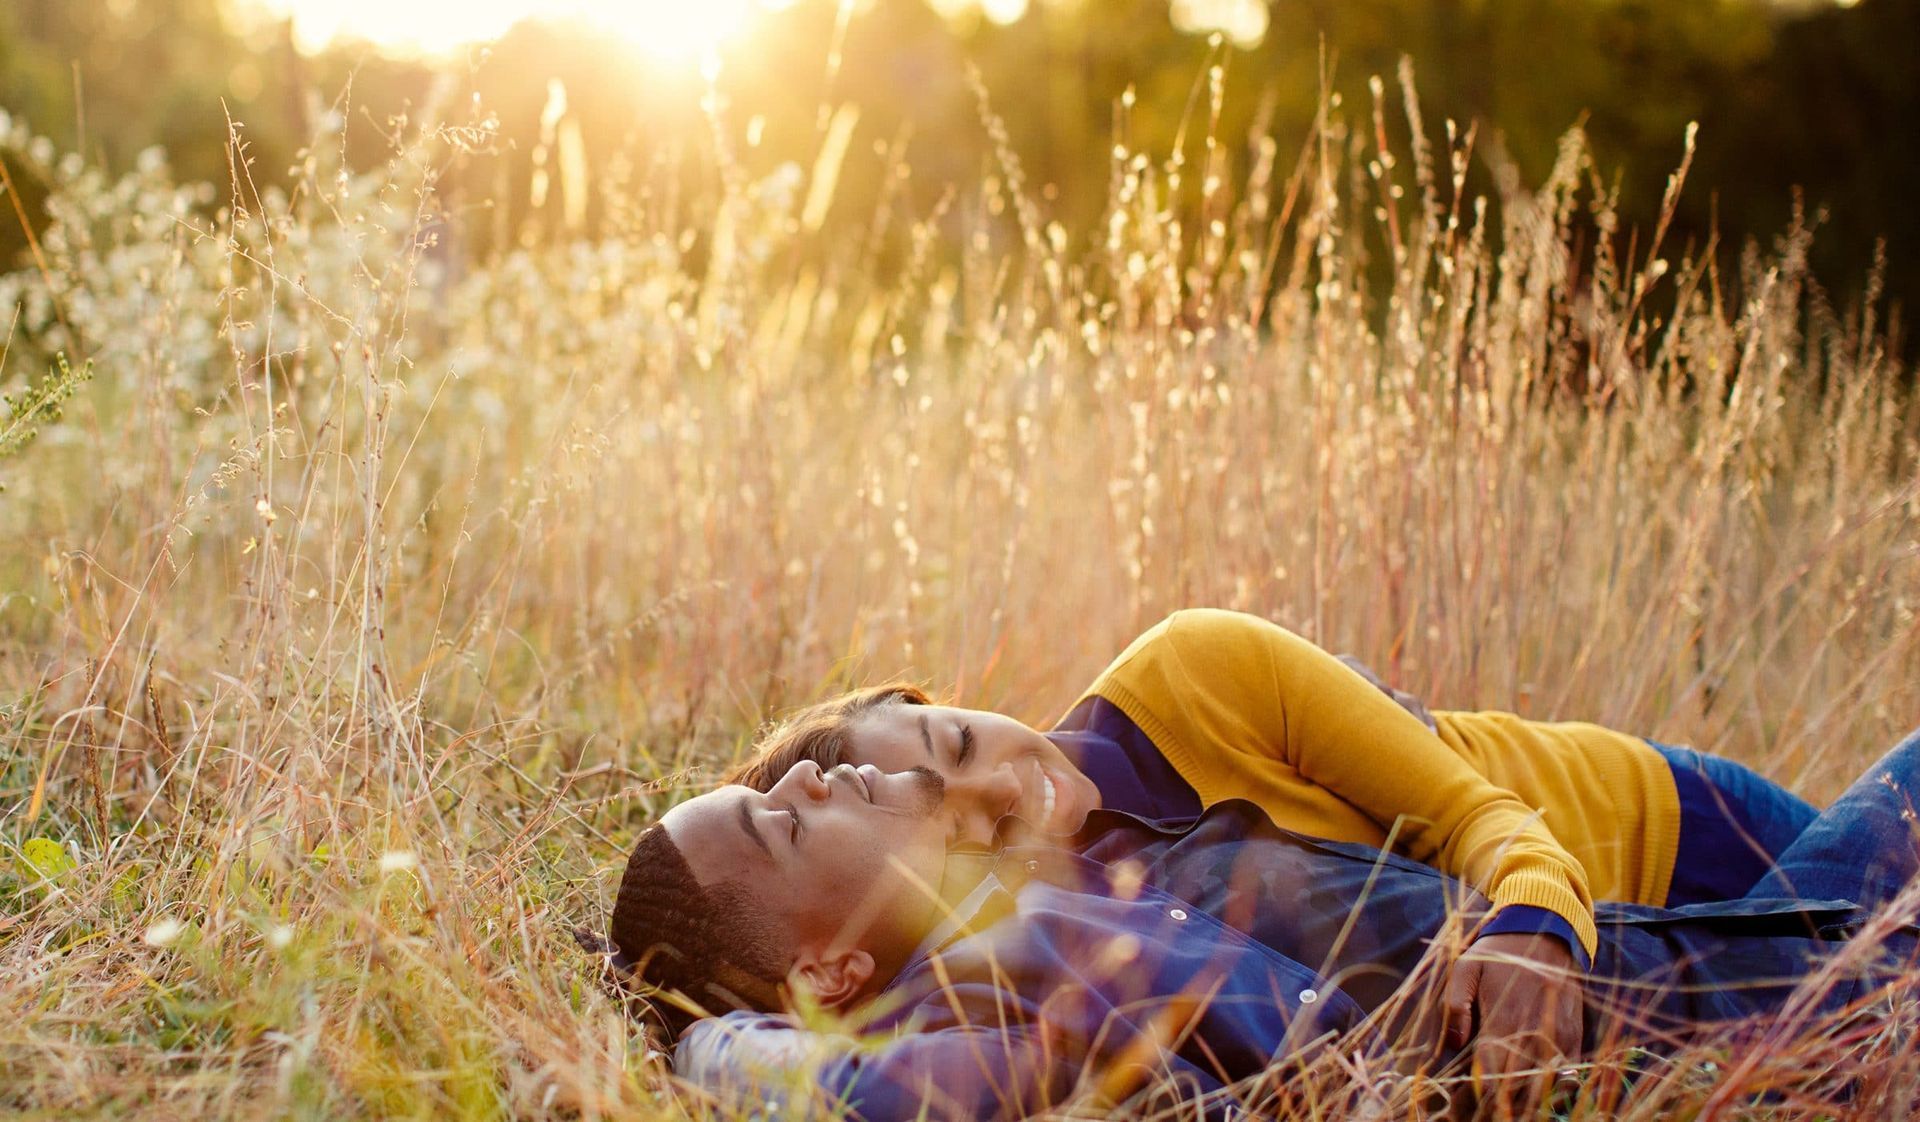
[847,766,873,802]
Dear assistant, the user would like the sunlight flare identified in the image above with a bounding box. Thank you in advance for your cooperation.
[250,0,790,59]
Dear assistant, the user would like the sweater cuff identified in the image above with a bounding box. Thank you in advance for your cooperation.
[1479,905,1592,971]
[1487,870,1599,962]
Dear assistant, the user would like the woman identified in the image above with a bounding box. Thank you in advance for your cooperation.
[725,608,1818,1071]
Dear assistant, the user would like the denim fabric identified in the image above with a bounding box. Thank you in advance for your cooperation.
[1748,727,1920,910]
[1649,740,1820,904]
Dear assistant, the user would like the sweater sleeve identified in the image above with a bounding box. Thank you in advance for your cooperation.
[1083,609,1599,960]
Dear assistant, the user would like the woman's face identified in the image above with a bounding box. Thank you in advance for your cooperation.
[845,704,1104,850]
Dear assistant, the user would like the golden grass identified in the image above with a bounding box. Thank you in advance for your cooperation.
[0,51,1916,1119]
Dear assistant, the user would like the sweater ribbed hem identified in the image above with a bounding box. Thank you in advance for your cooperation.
[1489,871,1599,962]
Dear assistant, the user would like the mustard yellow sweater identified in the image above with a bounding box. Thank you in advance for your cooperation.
[1067,609,1681,959]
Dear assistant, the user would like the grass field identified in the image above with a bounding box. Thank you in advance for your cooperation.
[1,59,1917,1119]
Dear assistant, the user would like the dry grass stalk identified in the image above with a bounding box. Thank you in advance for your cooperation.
[0,58,1914,1120]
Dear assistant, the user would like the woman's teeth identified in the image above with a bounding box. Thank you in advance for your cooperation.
[1040,773,1057,824]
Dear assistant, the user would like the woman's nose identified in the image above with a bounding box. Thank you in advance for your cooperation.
[948,762,1020,814]
[945,766,1019,848]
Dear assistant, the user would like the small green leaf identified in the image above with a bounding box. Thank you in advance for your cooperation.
[111,865,142,911]
[20,837,76,883]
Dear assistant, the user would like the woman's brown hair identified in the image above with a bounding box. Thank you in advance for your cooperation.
[724,682,932,793]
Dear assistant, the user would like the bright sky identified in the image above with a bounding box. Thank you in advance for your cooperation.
[248,0,800,60]
[245,0,1275,58]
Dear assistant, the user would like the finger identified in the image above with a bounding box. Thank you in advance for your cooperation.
[1522,973,1575,1066]
[1478,995,1544,1078]
[1442,961,1478,1050]
[1555,982,1585,1063]
[1473,1036,1505,1086]
[1512,1061,1553,1116]
[1478,1036,1526,1117]
[1473,1002,1526,1083]
[1488,1034,1552,1117]
[1482,1025,1527,1080]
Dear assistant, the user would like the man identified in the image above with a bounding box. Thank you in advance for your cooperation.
[603,730,1920,1121]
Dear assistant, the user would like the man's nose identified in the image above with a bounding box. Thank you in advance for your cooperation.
[774,760,832,801]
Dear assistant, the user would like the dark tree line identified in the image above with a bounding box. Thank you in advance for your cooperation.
[1,0,1912,332]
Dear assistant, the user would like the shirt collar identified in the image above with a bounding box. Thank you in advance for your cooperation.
[897,844,1085,969]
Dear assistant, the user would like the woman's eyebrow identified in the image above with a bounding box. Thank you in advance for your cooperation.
[919,714,935,761]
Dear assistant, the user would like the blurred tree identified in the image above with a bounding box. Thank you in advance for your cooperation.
[1688,0,1917,321]
[0,0,302,174]
[0,0,1911,343]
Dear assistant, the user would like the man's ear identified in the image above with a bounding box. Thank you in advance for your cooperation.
[788,947,875,1009]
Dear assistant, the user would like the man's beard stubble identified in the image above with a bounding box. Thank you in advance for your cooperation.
[901,764,945,817]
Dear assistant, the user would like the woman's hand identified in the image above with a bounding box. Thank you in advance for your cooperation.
[1335,654,1438,731]
[1443,932,1583,1108]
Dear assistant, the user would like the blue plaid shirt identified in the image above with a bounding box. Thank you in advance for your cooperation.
[676,800,1881,1121]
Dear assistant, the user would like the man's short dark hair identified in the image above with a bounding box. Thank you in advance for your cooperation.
[609,823,789,1039]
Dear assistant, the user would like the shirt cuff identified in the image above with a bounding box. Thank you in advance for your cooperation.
[1478,905,1592,971]
[675,1011,852,1092]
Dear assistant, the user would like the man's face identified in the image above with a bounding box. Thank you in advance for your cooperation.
[844,704,1105,849]
[660,760,952,986]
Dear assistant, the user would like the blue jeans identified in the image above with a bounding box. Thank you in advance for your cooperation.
[1649,740,1820,904]
[1585,730,1920,1046]
[1749,726,1920,910]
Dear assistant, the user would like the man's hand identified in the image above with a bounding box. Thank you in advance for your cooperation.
[1443,932,1583,1109]
[1335,653,1438,731]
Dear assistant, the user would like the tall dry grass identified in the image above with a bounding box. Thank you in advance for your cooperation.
[0,46,1916,1119]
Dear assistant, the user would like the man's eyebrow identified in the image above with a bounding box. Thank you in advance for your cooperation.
[920,714,935,761]
[735,798,773,858]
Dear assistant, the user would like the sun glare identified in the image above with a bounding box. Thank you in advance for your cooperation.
[604,0,758,63]
[250,0,789,61]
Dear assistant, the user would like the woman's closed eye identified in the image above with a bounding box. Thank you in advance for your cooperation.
[955,723,975,768]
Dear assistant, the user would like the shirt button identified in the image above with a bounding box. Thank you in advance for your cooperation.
[1025,860,1039,872]
[1168,908,1188,921]
[1298,988,1318,1004]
